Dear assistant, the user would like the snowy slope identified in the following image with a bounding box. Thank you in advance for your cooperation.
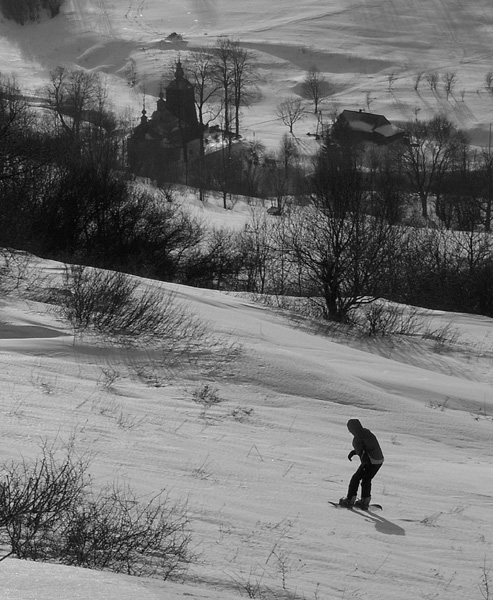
[0,248,492,599]
[1,0,493,147]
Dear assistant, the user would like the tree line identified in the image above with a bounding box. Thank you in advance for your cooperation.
[181,41,493,233]
[0,0,63,24]
[1,66,493,321]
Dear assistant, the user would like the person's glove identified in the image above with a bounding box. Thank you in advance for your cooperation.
[348,450,356,461]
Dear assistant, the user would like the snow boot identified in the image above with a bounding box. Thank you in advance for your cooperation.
[339,496,356,508]
[354,497,371,510]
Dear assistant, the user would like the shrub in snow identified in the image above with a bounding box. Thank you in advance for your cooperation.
[54,265,239,381]
[0,442,89,561]
[0,443,192,579]
[57,265,208,347]
[61,485,192,579]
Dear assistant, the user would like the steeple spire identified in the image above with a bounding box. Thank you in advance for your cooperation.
[157,88,166,112]
[175,59,185,81]
[140,97,148,125]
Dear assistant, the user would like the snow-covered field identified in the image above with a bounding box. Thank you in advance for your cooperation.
[1,1,493,598]
[2,0,493,148]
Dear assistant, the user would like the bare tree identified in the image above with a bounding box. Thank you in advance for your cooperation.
[0,75,37,181]
[212,38,234,139]
[387,72,397,93]
[240,208,277,293]
[212,37,258,139]
[278,133,299,174]
[229,42,258,138]
[425,71,439,92]
[413,71,424,91]
[207,144,243,208]
[364,91,374,111]
[240,138,266,198]
[300,136,394,317]
[186,50,221,144]
[301,66,331,113]
[485,71,493,92]
[0,75,50,250]
[442,71,457,100]
[45,67,102,143]
[399,115,467,219]
[263,134,300,213]
[479,147,493,232]
[276,97,305,135]
[124,59,138,88]
[185,50,222,200]
[283,196,397,323]
[365,145,406,224]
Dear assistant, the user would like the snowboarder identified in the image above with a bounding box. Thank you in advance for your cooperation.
[339,419,384,510]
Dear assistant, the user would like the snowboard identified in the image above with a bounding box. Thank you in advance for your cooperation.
[329,501,383,511]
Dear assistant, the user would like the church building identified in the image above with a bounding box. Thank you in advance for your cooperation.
[127,61,202,184]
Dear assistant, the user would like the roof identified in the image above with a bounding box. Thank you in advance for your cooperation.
[374,123,402,138]
[336,110,404,143]
[166,60,194,91]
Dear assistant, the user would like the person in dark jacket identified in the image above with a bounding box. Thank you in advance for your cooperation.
[339,419,384,509]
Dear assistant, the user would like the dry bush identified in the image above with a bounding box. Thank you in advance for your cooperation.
[61,485,192,579]
[350,302,424,337]
[480,558,492,600]
[0,249,33,295]
[0,443,193,579]
[56,264,240,381]
[192,383,223,419]
[421,321,460,353]
[0,442,89,561]
[57,264,207,347]
[350,302,462,353]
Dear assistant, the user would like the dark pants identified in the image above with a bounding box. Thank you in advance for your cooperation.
[347,463,382,499]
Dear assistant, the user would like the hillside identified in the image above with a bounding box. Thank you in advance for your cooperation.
[1,0,493,149]
[1,231,493,600]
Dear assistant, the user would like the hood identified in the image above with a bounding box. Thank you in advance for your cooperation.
[347,419,363,435]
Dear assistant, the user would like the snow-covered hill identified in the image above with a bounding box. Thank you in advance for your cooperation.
[2,0,493,148]
[0,243,492,599]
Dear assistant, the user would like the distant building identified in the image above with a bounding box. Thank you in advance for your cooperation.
[127,61,202,184]
[333,109,404,146]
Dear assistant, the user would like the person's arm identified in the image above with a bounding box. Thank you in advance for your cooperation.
[351,435,365,459]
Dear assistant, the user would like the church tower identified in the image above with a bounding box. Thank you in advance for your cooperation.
[127,59,202,184]
[165,60,198,128]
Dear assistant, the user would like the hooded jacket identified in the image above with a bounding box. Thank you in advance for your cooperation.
[347,419,384,465]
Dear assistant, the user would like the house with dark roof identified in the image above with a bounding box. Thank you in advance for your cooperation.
[333,110,404,145]
[127,61,203,184]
